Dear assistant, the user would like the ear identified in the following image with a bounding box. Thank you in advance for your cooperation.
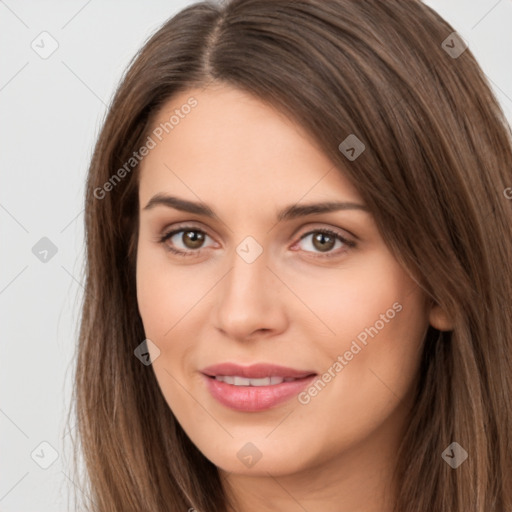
[428,302,454,331]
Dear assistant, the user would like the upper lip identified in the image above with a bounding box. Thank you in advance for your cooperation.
[201,363,317,379]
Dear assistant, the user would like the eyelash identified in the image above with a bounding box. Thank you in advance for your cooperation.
[157,225,356,259]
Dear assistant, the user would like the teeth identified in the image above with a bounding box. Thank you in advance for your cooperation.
[214,375,297,386]
[234,376,252,386]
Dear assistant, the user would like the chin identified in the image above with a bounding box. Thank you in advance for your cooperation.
[203,443,311,477]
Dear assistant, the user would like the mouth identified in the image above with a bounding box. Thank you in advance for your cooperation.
[200,363,317,411]
[201,362,316,380]
[205,375,312,386]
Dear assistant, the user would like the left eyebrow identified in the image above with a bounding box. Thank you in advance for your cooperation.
[142,193,369,220]
[276,201,369,221]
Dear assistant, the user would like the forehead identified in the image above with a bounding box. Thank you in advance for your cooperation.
[138,84,363,208]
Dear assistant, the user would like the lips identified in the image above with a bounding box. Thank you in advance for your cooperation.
[200,362,318,411]
[201,362,316,380]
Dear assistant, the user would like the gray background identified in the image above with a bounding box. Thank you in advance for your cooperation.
[1,1,511,510]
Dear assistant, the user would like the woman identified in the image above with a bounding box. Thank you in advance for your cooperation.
[68,0,512,511]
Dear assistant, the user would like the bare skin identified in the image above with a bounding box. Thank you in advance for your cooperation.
[136,83,452,512]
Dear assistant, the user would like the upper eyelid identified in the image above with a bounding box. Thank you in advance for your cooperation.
[160,223,214,242]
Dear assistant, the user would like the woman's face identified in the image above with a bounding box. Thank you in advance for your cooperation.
[136,83,440,480]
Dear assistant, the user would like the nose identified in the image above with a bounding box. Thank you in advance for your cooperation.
[212,246,288,341]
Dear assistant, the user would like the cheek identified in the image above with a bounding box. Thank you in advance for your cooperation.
[294,254,428,398]
[135,241,184,353]
[287,253,415,344]
[136,246,198,407]
[293,276,427,453]
[136,248,169,336]
[136,242,205,337]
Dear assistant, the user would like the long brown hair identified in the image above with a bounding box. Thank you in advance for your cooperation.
[67,1,512,510]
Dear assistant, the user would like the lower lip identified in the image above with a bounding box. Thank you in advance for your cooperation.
[202,374,317,412]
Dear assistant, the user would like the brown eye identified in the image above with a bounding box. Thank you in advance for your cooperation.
[296,228,356,258]
[311,232,336,252]
[158,227,215,257]
[180,230,206,249]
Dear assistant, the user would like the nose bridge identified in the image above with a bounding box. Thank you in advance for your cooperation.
[224,240,271,305]
[213,238,282,338]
